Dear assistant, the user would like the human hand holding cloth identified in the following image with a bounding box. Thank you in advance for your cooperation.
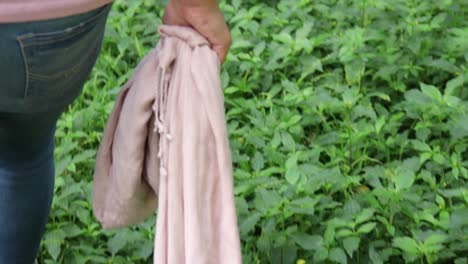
[163,0,232,63]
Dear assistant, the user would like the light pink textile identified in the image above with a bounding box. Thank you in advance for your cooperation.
[93,25,242,264]
[0,0,113,23]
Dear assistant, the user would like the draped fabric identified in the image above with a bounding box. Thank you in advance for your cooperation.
[92,25,242,264]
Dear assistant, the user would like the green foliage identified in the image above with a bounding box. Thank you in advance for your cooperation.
[38,0,467,263]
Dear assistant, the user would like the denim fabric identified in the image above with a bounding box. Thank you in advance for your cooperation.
[0,4,111,264]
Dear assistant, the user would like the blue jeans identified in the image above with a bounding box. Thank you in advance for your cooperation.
[0,4,111,263]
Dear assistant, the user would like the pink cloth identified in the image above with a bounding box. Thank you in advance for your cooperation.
[0,0,113,23]
[93,25,242,264]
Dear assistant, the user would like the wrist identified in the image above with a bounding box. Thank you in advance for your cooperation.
[169,0,219,14]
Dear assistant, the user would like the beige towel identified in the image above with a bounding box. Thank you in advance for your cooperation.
[92,25,242,264]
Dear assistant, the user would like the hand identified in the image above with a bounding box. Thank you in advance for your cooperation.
[162,0,231,63]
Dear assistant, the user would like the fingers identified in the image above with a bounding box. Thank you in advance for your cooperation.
[162,1,232,63]
[209,24,232,63]
[195,10,231,64]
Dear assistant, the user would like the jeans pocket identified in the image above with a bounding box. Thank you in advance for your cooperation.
[16,4,111,112]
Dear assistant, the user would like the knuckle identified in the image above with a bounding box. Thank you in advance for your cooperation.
[225,34,233,46]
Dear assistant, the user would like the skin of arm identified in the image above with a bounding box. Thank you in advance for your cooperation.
[173,0,218,8]
[162,0,232,63]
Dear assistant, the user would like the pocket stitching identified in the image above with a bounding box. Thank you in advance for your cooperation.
[20,22,93,48]
[17,35,31,98]
[16,5,108,98]
[27,46,98,81]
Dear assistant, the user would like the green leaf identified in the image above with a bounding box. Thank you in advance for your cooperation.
[234,169,251,179]
[445,75,464,96]
[368,92,391,102]
[271,130,281,148]
[344,199,361,217]
[393,237,419,254]
[454,258,467,264]
[55,156,72,177]
[253,41,266,56]
[62,224,82,238]
[313,247,329,262]
[425,58,460,73]
[324,224,336,244]
[345,59,366,85]
[357,222,377,234]
[449,114,468,139]
[44,229,66,260]
[139,239,154,259]
[224,86,239,94]
[404,89,431,105]
[274,32,294,44]
[401,157,421,172]
[285,167,301,185]
[395,170,415,191]
[292,233,323,250]
[108,231,128,255]
[433,153,446,164]
[342,88,361,106]
[287,196,319,215]
[329,218,350,228]
[231,39,253,50]
[257,235,270,253]
[240,212,262,235]
[343,236,360,257]
[221,70,230,89]
[254,189,282,213]
[439,210,451,229]
[431,12,446,27]
[251,151,265,172]
[295,21,314,40]
[300,56,323,79]
[375,116,386,133]
[423,233,448,247]
[450,208,468,229]
[420,83,442,101]
[412,140,432,152]
[72,149,96,164]
[420,152,433,164]
[355,208,375,225]
[287,115,302,126]
[369,246,383,264]
[329,247,348,264]
[336,228,354,238]
[281,132,296,151]
[259,166,283,177]
[418,211,439,225]
[285,153,298,169]
[281,242,298,264]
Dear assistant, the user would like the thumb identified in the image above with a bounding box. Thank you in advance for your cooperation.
[212,44,229,64]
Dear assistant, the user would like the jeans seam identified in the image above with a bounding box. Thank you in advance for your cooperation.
[16,36,30,99]
[20,23,92,47]
[16,5,108,47]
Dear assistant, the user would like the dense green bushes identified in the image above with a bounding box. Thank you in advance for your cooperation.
[39,0,467,263]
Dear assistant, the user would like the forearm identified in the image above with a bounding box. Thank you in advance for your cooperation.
[171,0,218,9]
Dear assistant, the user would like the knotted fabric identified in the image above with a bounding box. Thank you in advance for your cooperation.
[92,25,242,264]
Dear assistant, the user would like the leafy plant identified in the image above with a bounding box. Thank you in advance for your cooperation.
[37,0,467,263]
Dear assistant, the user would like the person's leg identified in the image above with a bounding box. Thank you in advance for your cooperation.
[0,112,58,263]
[0,4,111,263]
